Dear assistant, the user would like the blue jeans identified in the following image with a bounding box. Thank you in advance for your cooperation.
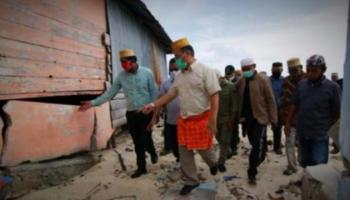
[298,136,329,168]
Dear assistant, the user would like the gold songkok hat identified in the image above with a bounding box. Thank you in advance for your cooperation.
[171,37,190,52]
[287,58,301,68]
[119,48,135,59]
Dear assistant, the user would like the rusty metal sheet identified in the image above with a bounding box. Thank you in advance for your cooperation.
[1,100,95,166]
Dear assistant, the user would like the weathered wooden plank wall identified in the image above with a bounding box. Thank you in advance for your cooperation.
[0,0,108,100]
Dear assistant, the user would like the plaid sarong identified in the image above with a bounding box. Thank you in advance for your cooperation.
[177,111,213,150]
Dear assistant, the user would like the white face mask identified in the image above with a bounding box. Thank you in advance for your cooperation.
[170,71,179,81]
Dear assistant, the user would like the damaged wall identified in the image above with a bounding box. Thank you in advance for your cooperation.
[0,100,113,167]
[0,0,172,166]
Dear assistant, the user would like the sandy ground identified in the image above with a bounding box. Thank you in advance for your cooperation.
[18,123,344,200]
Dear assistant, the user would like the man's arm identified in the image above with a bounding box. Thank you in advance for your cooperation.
[331,83,342,123]
[284,104,297,135]
[141,92,177,114]
[208,92,219,135]
[148,72,159,102]
[79,78,121,111]
[263,78,278,125]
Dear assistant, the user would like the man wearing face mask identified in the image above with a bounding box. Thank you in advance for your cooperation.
[79,49,159,178]
[158,58,180,162]
[269,62,284,155]
[285,55,341,168]
[280,58,305,175]
[216,70,238,172]
[224,65,241,157]
[141,37,221,195]
[237,58,277,185]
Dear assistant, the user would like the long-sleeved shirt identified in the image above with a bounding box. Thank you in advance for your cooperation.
[218,78,238,122]
[91,66,158,111]
[270,75,284,108]
[292,76,341,140]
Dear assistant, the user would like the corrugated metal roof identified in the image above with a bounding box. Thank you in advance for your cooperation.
[118,0,172,53]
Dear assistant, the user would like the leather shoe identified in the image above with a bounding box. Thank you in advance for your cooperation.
[210,164,218,175]
[151,153,158,164]
[180,184,200,195]
[130,169,147,178]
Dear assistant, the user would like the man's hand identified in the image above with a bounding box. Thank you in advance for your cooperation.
[79,101,92,111]
[207,117,217,136]
[140,103,155,114]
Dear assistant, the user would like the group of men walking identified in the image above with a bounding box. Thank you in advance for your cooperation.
[79,37,341,196]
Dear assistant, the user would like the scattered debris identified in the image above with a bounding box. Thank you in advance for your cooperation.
[268,192,284,200]
[230,186,258,200]
[114,150,127,171]
[124,147,133,152]
[223,175,240,182]
[103,195,137,200]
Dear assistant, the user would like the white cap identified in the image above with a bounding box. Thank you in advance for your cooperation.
[240,58,255,67]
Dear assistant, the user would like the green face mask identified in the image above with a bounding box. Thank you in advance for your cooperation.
[243,70,254,79]
[175,58,187,70]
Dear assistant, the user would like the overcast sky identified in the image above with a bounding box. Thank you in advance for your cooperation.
[142,0,348,78]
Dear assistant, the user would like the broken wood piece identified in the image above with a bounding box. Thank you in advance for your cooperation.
[268,192,285,200]
[103,195,137,200]
[85,182,101,196]
[114,150,127,171]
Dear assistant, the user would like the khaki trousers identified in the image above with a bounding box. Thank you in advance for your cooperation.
[179,145,217,185]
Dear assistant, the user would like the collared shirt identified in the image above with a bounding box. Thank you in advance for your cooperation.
[218,78,238,122]
[168,61,221,118]
[91,66,158,111]
[159,78,180,125]
[292,76,341,140]
[270,75,284,108]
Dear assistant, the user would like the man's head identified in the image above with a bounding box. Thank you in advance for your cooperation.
[169,58,178,74]
[331,72,339,81]
[306,55,327,81]
[271,62,283,78]
[171,38,195,70]
[225,65,235,76]
[287,57,302,78]
[235,70,242,78]
[119,49,137,72]
[240,58,256,79]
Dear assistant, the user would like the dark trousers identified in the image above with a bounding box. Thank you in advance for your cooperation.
[164,122,180,160]
[246,117,267,178]
[126,111,157,171]
[298,136,329,168]
[230,120,240,153]
[272,120,282,151]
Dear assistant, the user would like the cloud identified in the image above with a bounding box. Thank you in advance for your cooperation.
[192,2,348,77]
[143,0,348,77]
